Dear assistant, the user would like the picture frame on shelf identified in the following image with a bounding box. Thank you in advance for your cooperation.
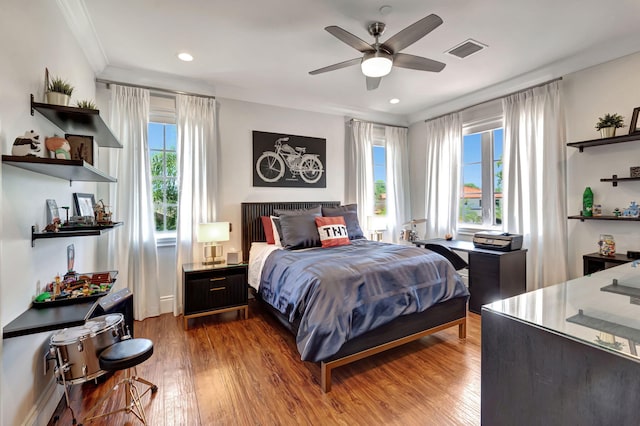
[46,199,59,224]
[73,193,95,217]
[629,107,640,135]
[65,134,94,165]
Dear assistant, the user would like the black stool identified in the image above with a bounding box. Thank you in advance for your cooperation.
[81,338,158,425]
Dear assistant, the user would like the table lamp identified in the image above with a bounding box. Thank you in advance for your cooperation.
[197,222,230,265]
[367,216,387,241]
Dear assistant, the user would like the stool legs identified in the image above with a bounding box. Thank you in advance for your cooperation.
[80,367,157,425]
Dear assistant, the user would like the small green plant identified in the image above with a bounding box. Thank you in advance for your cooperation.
[595,113,624,130]
[76,99,96,109]
[47,76,74,96]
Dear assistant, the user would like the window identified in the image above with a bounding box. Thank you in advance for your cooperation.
[459,128,503,228]
[149,122,177,232]
[373,144,387,216]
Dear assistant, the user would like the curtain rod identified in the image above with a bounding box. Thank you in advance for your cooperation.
[349,118,408,129]
[424,76,563,123]
[95,78,216,99]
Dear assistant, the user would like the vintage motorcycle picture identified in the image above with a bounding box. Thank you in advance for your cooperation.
[253,131,326,188]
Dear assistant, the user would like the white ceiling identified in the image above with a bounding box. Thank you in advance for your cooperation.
[62,0,640,124]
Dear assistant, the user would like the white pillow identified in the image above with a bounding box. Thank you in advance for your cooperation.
[270,216,282,247]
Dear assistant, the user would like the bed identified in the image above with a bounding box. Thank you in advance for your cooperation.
[241,201,469,392]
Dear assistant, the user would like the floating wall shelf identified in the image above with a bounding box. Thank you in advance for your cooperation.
[568,215,640,222]
[2,155,116,184]
[567,133,640,152]
[31,223,123,247]
[30,94,122,148]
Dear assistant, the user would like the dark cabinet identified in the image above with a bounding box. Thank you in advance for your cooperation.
[182,263,248,329]
[468,249,527,314]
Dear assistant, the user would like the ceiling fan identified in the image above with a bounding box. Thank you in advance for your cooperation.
[309,14,446,90]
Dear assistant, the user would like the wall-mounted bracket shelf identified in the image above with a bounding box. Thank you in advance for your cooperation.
[567,133,640,152]
[2,155,116,185]
[30,94,122,148]
[31,223,123,247]
[600,175,640,187]
[568,215,640,222]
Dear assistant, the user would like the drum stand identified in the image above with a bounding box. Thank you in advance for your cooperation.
[51,348,79,425]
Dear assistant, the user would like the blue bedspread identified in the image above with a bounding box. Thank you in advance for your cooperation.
[259,240,469,362]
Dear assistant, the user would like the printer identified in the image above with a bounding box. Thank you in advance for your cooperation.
[473,231,523,251]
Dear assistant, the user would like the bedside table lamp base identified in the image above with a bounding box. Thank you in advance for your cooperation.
[203,243,224,265]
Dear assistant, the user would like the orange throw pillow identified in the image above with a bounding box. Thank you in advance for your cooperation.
[261,216,275,244]
[315,216,350,248]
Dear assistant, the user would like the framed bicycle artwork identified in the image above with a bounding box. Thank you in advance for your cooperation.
[252,130,326,188]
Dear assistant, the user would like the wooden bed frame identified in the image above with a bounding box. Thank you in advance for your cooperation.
[241,201,468,392]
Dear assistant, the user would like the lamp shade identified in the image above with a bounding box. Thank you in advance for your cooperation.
[367,216,387,231]
[361,52,393,77]
[197,222,230,243]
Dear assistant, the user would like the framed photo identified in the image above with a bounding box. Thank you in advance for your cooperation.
[252,130,326,188]
[46,199,59,224]
[73,193,95,217]
[629,107,640,135]
[65,134,94,165]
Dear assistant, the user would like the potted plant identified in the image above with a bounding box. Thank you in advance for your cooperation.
[46,76,74,106]
[76,99,97,110]
[595,113,624,138]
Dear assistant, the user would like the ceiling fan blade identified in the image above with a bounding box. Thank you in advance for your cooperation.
[382,14,443,53]
[325,26,374,53]
[309,57,361,75]
[394,53,446,72]
[366,77,381,91]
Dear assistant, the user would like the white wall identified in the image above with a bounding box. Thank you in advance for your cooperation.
[563,52,640,277]
[0,1,101,424]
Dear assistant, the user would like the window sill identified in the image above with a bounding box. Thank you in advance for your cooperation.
[156,233,176,247]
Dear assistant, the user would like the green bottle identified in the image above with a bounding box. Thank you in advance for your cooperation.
[583,187,593,217]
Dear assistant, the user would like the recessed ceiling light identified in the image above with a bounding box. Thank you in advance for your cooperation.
[178,52,194,62]
[389,98,400,104]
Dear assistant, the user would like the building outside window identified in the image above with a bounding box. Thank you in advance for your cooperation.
[149,122,177,232]
[459,128,503,228]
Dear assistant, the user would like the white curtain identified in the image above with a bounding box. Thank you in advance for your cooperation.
[385,126,410,243]
[346,121,375,232]
[108,85,161,320]
[174,94,218,315]
[424,113,462,239]
[502,81,568,290]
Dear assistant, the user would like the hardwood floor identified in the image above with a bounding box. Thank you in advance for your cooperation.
[49,300,481,425]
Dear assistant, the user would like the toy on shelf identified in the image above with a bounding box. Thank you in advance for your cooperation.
[12,130,42,157]
[93,199,113,224]
[45,136,71,160]
[622,201,639,218]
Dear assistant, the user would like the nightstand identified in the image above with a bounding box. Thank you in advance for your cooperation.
[182,262,248,330]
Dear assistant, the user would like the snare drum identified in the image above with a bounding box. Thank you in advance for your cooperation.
[50,313,125,384]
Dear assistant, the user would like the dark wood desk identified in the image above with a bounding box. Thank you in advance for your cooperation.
[2,302,96,339]
[414,239,527,314]
[582,252,633,275]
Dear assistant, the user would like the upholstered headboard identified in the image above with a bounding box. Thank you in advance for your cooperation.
[241,201,341,261]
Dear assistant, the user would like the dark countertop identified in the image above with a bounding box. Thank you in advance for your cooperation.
[3,301,98,339]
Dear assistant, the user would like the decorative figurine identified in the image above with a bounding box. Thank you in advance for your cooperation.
[622,201,639,218]
[12,130,42,156]
[45,136,71,159]
[613,208,622,217]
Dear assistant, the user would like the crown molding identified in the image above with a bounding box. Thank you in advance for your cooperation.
[56,0,108,73]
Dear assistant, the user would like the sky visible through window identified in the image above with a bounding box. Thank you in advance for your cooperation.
[463,128,503,188]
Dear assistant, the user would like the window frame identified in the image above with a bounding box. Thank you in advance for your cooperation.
[149,94,178,244]
[371,126,387,221]
[459,116,504,232]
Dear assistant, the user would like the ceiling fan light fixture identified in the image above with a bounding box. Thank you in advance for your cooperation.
[361,52,393,77]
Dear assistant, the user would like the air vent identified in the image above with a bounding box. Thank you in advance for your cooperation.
[446,39,487,59]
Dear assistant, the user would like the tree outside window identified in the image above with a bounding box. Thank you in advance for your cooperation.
[149,122,178,232]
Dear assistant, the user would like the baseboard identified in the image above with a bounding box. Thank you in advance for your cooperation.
[21,378,64,426]
[160,295,174,314]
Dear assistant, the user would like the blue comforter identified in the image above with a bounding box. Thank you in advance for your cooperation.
[259,240,469,362]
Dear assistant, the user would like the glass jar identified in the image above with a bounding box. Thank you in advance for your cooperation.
[599,234,615,257]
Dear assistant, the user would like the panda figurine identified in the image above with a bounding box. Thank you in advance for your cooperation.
[12,130,42,156]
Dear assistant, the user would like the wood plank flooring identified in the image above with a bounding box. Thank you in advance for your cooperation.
[49,300,481,425]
